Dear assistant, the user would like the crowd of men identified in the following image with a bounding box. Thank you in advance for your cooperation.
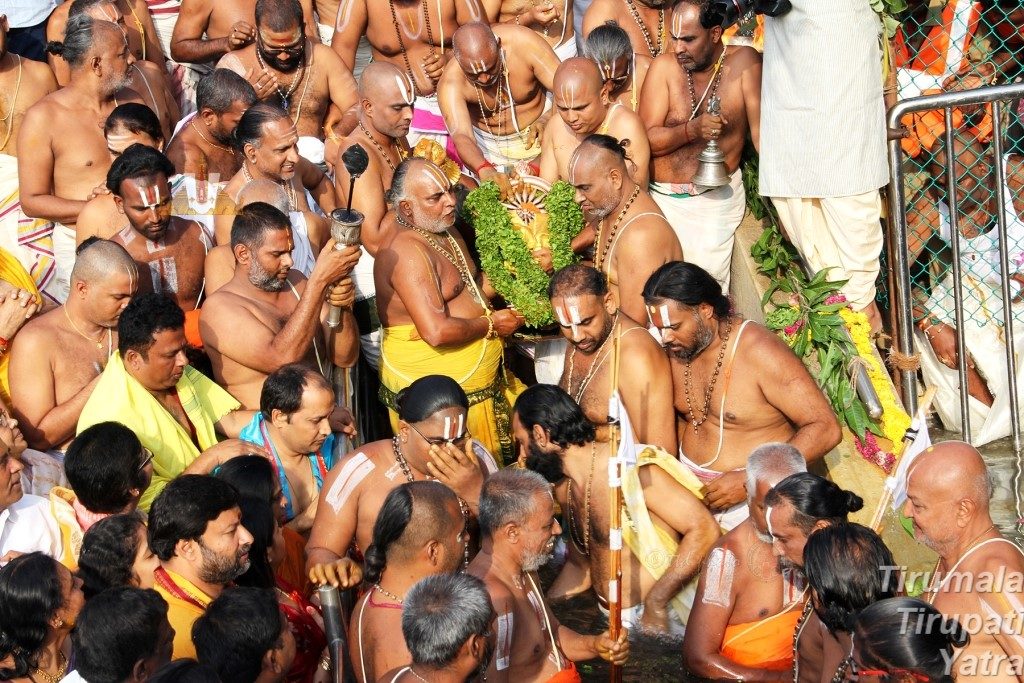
[0,0,1023,680]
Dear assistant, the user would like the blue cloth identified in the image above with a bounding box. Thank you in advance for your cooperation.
[239,413,335,521]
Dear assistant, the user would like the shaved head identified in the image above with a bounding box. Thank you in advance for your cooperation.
[452,21,498,62]
[237,179,290,214]
[554,57,604,94]
[357,61,415,139]
[554,58,609,133]
[71,239,138,285]
[908,441,993,509]
[359,61,414,102]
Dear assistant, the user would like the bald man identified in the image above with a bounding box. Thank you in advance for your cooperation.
[481,0,577,61]
[438,22,560,185]
[539,57,649,186]
[17,16,144,302]
[330,0,485,152]
[583,0,672,58]
[9,240,138,452]
[639,0,761,292]
[904,442,1024,683]
[568,134,680,323]
[0,14,60,303]
[374,157,525,462]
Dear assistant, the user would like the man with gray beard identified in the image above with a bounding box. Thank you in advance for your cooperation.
[643,262,840,530]
[200,202,360,409]
[373,157,525,462]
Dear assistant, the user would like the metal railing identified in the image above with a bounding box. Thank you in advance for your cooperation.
[888,81,1024,453]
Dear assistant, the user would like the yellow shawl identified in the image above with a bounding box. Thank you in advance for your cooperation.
[77,353,239,510]
[0,247,42,404]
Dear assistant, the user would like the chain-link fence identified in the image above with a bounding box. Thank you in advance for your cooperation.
[887,0,1024,446]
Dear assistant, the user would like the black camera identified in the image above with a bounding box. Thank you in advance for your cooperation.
[700,0,792,29]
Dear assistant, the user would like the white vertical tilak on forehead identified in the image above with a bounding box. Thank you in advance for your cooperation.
[568,305,582,325]
[658,304,671,327]
[671,8,685,36]
[394,74,415,105]
[567,148,583,185]
[422,165,450,195]
[555,305,570,327]
[469,59,487,75]
[137,185,161,209]
[560,82,577,109]
[765,506,776,537]
[456,413,464,438]
[443,416,452,440]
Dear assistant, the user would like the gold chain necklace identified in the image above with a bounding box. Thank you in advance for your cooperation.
[594,184,640,270]
[373,583,404,603]
[63,305,112,353]
[357,120,404,171]
[32,650,67,683]
[625,0,664,56]
[407,224,491,311]
[389,0,436,97]
[565,314,618,401]
[0,55,23,153]
[190,118,234,155]
[683,316,733,432]
[566,443,597,556]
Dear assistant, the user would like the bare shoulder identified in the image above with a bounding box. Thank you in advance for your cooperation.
[739,320,793,356]
[647,52,681,80]
[135,59,167,80]
[21,58,58,89]
[620,322,663,356]
[17,306,62,343]
[314,42,347,68]
[973,537,1024,573]
[584,0,619,21]
[726,44,762,69]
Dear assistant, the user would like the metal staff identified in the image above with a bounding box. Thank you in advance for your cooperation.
[326,144,370,329]
[607,327,623,683]
[318,585,350,683]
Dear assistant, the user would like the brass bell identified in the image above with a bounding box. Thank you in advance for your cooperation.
[692,97,730,189]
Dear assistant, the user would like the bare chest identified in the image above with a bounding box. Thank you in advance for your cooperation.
[54,334,112,400]
[207,1,256,37]
[367,1,455,54]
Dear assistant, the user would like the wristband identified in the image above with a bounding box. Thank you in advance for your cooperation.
[475,161,495,175]
[483,311,497,340]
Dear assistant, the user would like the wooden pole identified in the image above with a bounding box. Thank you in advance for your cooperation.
[608,325,623,683]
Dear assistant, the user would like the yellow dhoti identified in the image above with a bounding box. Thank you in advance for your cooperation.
[379,325,523,464]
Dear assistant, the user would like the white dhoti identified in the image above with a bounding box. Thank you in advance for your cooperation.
[598,601,686,639]
[288,211,316,277]
[19,449,68,497]
[678,448,748,531]
[0,154,59,303]
[553,39,578,61]
[352,248,380,368]
[147,4,191,114]
[770,190,883,311]
[52,223,77,303]
[650,170,745,292]
[473,127,541,170]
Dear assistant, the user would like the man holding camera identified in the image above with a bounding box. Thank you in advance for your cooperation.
[638,0,761,292]
[760,0,888,334]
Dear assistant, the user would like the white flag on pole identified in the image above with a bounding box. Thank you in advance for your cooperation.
[887,414,932,512]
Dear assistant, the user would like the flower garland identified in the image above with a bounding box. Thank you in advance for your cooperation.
[465,180,583,327]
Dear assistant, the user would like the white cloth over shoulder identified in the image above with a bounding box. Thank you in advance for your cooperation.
[0,494,64,562]
[759,0,888,197]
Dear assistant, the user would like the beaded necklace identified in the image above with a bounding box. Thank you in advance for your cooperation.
[685,49,727,121]
[242,162,298,212]
[593,184,640,270]
[389,0,436,97]
[0,55,22,153]
[625,0,664,56]
[683,316,733,432]
[357,119,405,172]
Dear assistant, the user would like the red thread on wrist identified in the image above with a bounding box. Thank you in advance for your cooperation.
[475,161,495,175]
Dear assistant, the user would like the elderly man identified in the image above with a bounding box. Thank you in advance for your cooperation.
[583,0,672,58]
[470,468,628,681]
[18,15,143,302]
[763,473,866,683]
[515,384,718,636]
[0,430,63,562]
[307,375,496,588]
[374,157,525,462]
[0,14,60,303]
[148,474,255,659]
[644,262,841,530]
[47,0,164,81]
[548,264,674,451]
[330,0,484,151]
[105,145,211,314]
[683,443,808,680]
[217,0,356,144]
[236,364,337,533]
[568,134,680,323]
[639,0,760,291]
[77,293,263,510]
[539,57,649,185]
[213,104,336,258]
[10,240,137,453]
[201,202,360,409]
[905,441,1024,683]
[166,68,256,179]
[582,21,650,113]
[386,573,496,683]
[348,481,467,683]
[482,0,576,61]
[438,22,560,181]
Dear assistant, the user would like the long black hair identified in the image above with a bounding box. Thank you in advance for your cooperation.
[642,261,731,318]
[0,553,65,679]
[396,375,468,423]
[234,497,277,590]
[855,598,969,682]
[78,512,149,599]
[764,473,864,533]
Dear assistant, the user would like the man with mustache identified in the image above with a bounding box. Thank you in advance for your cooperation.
[643,261,840,530]
[539,57,650,186]
[469,468,629,682]
[107,145,210,312]
[583,0,672,58]
[148,474,256,659]
[18,15,144,302]
[683,443,808,680]
[638,0,760,292]
[567,134,679,325]
[200,202,360,410]
[515,385,718,636]
[548,264,675,453]
[218,0,357,143]
[373,157,525,462]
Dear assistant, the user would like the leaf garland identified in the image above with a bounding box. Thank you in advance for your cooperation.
[466,181,583,327]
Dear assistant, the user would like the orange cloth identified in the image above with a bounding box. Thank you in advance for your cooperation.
[900,88,993,158]
[184,308,202,348]
[545,661,581,683]
[720,605,803,671]
[277,526,311,599]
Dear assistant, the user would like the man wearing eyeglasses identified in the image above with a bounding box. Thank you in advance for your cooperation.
[217,0,357,143]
